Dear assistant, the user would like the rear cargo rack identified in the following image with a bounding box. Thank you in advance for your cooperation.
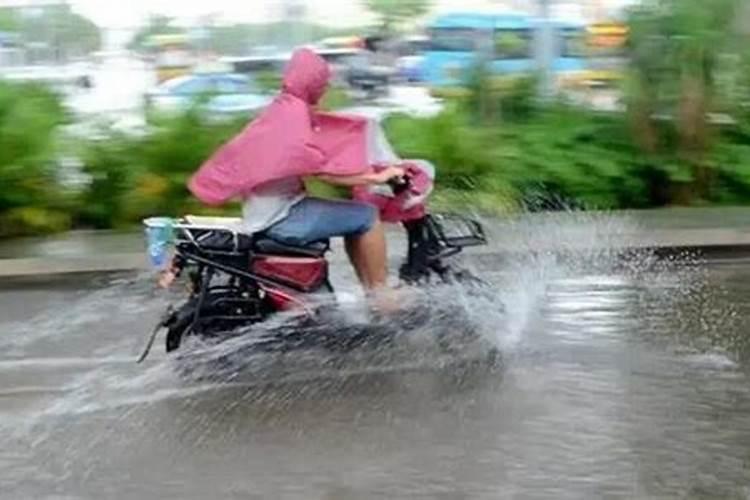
[430,213,487,249]
[173,216,248,256]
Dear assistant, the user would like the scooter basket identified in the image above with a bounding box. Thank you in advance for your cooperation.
[430,213,486,248]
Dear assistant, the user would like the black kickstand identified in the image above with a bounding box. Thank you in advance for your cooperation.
[137,305,174,363]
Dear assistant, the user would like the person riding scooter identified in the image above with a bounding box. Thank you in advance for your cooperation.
[137,49,489,362]
[184,48,404,298]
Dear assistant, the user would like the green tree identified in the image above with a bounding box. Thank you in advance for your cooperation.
[51,6,102,57]
[204,22,351,55]
[626,0,742,204]
[127,15,184,53]
[2,5,101,60]
[0,81,72,237]
[363,0,432,32]
[0,8,19,32]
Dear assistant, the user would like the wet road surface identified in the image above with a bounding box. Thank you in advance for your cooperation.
[2,244,750,499]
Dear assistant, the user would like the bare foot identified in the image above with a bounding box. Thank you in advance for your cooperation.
[369,287,414,315]
[158,269,176,289]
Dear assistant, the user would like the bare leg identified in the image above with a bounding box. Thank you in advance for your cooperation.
[344,238,366,286]
[344,218,388,290]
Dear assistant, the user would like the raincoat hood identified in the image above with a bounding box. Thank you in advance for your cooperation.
[282,48,331,105]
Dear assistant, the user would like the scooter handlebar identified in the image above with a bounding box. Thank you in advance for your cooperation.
[387,175,411,195]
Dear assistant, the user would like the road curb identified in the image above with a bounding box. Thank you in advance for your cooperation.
[2,242,750,283]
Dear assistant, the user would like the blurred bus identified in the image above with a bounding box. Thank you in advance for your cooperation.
[148,34,195,84]
[393,35,430,82]
[315,36,364,50]
[422,13,587,91]
[0,31,23,68]
[555,20,590,88]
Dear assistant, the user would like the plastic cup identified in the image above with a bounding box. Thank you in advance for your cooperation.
[143,217,175,271]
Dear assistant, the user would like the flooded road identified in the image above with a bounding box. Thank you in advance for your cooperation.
[2,246,750,499]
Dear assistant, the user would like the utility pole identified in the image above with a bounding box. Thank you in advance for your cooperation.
[279,0,306,49]
[536,0,555,99]
[584,0,605,22]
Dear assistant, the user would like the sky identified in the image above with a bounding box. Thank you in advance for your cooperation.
[0,0,637,28]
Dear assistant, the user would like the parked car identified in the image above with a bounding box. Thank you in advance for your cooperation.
[343,37,395,100]
[393,35,428,83]
[144,73,272,117]
[1,62,94,90]
[395,55,425,83]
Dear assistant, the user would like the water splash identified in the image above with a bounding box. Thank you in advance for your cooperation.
[0,273,166,356]
[471,207,735,357]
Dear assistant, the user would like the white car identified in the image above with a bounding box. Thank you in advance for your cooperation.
[396,55,425,82]
[145,73,272,117]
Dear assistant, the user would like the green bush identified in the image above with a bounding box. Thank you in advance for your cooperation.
[0,81,71,237]
[385,106,498,190]
[135,108,245,216]
[624,0,744,204]
[320,86,353,111]
[76,129,140,228]
[385,98,750,211]
[254,69,352,111]
[254,70,282,93]
[77,107,247,227]
[462,64,539,124]
[384,103,659,211]
[0,207,71,237]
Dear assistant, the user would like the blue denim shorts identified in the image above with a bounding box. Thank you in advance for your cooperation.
[265,197,377,246]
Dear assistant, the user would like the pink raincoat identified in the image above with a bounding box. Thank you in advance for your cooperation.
[188,48,370,205]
